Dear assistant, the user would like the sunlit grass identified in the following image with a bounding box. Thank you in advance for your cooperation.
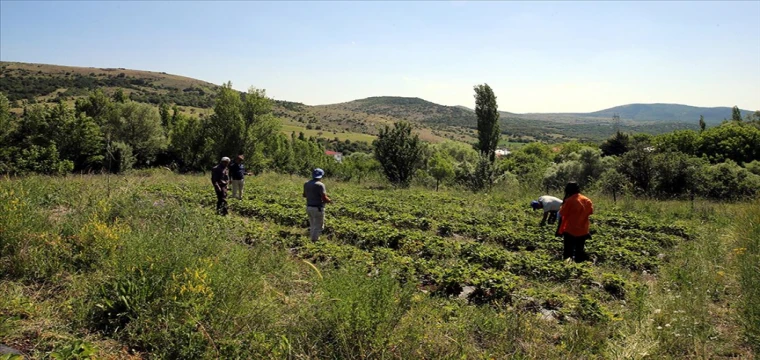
[0,173,755,358]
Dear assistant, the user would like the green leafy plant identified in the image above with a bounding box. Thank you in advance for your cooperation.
[50,340,97,360]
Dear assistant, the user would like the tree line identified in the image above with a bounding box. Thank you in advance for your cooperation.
[2,83,759,200]
[0,84,353,178]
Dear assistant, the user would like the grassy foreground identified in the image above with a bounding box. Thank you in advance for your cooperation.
[0,171,757,359]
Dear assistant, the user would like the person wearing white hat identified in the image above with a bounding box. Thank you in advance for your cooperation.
[211,157,231,215]
[303,168,332,241]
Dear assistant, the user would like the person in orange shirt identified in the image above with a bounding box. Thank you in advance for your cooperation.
[555,182,593,263]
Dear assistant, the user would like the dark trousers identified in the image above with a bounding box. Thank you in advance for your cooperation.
[215,187,228,216]
[563,233,590,262]
[547,211,558,225]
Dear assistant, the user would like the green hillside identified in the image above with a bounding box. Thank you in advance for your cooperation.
[0,61,731,143]
[0,62,217,108]
[324,96,478,128]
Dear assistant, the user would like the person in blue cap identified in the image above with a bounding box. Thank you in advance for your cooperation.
[531,195,562,226]
[228,154,247,200]
[303,168,332,241]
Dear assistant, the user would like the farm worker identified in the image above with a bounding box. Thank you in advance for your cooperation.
[229,154,246,200]
[211,157,231,216]
[555,182,593,263]
[531,195,563,226]
[303,168,332,241]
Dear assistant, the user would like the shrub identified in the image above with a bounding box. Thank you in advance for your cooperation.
[700,160,760,200]
[601,273,627,299]
[14,144,74,175]
[50,340,97,360]
[746,160,760,176]
[574,295,612,324]
[651,152,707,198]
[542,160,582,191]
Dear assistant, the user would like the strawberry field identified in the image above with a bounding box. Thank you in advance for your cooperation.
[147,175,689,318]
[1,172,755,359]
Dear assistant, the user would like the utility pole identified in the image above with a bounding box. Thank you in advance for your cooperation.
[612,113,621,133]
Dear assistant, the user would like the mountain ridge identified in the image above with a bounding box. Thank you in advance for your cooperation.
[0,61,735,142]
[321,95,753,124]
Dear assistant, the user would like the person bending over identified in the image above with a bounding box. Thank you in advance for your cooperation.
[211,157,231,216]
[531,195,562,226]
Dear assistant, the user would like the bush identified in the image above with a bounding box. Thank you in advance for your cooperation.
[15,144,74,175]
[499,151,550,189]
[700,160,760,200]
[651,152,707,198]
[601,273,627,299]
[698,121,760,164]
[542,160,582,191]
[574,295,612,324]
[746,160,760,176]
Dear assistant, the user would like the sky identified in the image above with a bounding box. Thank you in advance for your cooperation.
[1,1,759,113]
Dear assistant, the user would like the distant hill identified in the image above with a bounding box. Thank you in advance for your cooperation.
[319,96,700,142]
[322,96,478,128]
[582,103,753,124]
[512,103,755,124]
[0,61,732,143]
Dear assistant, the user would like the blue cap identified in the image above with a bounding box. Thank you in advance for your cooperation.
[312,168,324,179]
[530,200,540,210]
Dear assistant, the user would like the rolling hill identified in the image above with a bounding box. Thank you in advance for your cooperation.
[513,103,754,124]
[1,61,743,143]
[582,103,753,123]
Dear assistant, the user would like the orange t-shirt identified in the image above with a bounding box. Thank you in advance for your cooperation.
[558,193,593,237]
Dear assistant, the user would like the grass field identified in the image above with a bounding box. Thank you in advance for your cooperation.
[280,123,377,143]
[0,172,757,359]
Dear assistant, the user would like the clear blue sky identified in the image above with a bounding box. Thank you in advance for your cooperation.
[1,1,759,112]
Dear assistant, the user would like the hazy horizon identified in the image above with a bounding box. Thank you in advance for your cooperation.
[1,1,759,112]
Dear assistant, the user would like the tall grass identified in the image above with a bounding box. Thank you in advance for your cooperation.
[736,202,760,354]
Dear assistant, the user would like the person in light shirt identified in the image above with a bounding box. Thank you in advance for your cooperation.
[530,195,563,226]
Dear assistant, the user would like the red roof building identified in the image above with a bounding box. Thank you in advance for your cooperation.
[325,150,343,163]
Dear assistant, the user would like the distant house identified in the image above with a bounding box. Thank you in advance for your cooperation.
[325,150,343,163]
[494,149,511,158]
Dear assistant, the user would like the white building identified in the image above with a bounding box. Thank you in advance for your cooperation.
[325,150,343,163]
[494,149,511,158]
